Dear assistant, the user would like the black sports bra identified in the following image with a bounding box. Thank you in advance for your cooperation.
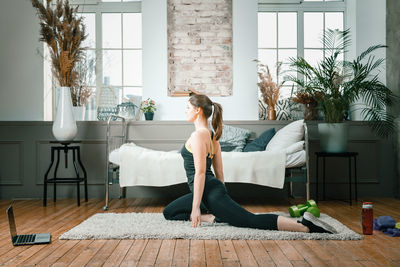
[184,130,214,159]
[181,131,215,191]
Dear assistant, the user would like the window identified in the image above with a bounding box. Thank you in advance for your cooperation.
[304,12,344,66]
[258,12,297,99]
[258,1,345,99]
[44,0,142,120]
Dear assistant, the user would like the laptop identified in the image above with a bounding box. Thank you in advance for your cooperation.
[6,205,51,246]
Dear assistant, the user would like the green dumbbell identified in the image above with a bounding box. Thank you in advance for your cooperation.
[306,206,320,218]
[289,200,320,218]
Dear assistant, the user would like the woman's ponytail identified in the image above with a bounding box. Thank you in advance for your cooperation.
[212,102,223,140]
[189,94,223,140]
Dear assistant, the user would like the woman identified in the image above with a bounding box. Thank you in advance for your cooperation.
[163,94,335,234]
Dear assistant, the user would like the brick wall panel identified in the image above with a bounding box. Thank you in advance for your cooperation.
[168,0,233,96]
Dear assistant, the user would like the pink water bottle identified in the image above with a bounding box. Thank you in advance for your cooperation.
[362,202,373,235]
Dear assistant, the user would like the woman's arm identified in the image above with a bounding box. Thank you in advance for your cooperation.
[212,141,225,184]
[190,131,209,227]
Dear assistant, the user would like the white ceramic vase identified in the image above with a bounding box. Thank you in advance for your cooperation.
[318,122,348,153]
[52,87,78,141]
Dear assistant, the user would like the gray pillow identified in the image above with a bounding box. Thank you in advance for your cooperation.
[220,141,238,152]
[219,125,251,152]
[243,128,276,152]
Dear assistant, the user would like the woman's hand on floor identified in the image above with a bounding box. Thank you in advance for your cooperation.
[191,207,201,228]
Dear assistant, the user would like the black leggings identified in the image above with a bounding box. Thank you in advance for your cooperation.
[163,178,278,230]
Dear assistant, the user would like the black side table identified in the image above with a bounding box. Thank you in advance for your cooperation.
[315,152,358,205]
[43,141,88,206]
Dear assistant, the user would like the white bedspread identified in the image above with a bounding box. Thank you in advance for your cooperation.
[119,143,287,189]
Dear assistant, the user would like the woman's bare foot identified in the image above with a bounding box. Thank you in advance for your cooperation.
[201,214,215,223]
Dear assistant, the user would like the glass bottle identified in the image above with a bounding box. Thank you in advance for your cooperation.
[362,202,373,235]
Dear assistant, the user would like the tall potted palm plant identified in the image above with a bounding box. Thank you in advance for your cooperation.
[288,29,397,152]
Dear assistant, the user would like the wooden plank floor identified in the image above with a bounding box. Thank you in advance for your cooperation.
[0,197,400,266]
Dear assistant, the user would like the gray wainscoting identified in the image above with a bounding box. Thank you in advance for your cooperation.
[0,121,397,201]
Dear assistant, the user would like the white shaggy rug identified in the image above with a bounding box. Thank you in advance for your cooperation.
[60,212,362,240]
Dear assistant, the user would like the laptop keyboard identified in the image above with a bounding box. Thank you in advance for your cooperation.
[16,234,35,244]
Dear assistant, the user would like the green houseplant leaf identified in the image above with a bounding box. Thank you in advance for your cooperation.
[287,28,398,137]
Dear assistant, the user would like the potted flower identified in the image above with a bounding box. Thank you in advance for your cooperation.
[288,29,398,152]
[140,98,157,120]
[31,0,87,140]
[255,60,283,120]
[291,90,323,121]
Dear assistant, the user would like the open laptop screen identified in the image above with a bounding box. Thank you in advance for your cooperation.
[7,205,17,238]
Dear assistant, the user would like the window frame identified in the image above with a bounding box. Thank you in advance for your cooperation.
[258,11,298,97]
[44,0,142,120]
[258,0,346,99]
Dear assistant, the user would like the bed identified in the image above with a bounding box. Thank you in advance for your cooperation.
[103,116,310,210]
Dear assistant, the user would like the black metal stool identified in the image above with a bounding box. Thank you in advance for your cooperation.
[315,152,358,205]
[43,141,88,206]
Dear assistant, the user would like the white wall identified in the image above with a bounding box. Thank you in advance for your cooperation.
[0,0,387,121]
[357,0,386,89]
[356,0,386,74]
[142,0,258,121]
[0,0,43,121]
[349,0,386,120]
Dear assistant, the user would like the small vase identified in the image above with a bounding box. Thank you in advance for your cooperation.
[267,106,276,120]
[304,103,318,120]
[73,106,86,121]
[117,102,137,120]
[52,87,77,141]
[144,112,154,121]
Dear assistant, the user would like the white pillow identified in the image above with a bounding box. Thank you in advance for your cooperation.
[266,119,304,152]
[285,150,306,168]
[285,140,304,154]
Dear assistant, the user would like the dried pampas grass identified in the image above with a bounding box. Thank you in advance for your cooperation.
[31,0,87,88]
[255,60,283,110]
